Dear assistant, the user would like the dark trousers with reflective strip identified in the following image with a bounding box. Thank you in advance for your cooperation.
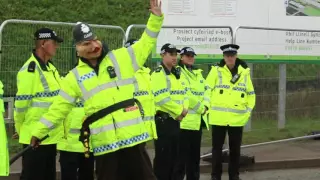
[20,144,56,180]
[95,143,156,180]
[59,151,94,180]
[153,114,180,180]
[211,125,243,180]
[173,128,203,180]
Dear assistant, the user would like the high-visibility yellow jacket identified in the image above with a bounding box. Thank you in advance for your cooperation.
[205,59,256,126]
[0,80,9,176]
[134,66,157,140]
[32,13,164,156]
[57,101,92,153]
[179,64,210,130]
[14,53,62,144]
[151,64,189,119]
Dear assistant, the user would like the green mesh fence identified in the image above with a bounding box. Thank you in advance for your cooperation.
[0,20,126,97]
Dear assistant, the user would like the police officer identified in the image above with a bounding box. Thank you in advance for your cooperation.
[124,39,157,176]
[0,80,9,176]
[206,44,256,180]
[57,98,94,180]
[151,43,189,180]
[29,1,163,180]
[173,47,210,180]
[14,28,63,180]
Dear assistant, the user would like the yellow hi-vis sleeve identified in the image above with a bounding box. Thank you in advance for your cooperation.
[32,72,78,139]
[205,66,218,100]
[126,13,164,72]
[14,69,36,135]
[180,72,204,114]
[245,73,256,112]
[151,72,183,119]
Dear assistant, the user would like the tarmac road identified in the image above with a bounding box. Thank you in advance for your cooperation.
[200,168,320,180]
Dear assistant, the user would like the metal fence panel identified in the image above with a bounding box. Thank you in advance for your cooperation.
[0,19,126,154]
[0,19,126,97]
[233,26,320,145]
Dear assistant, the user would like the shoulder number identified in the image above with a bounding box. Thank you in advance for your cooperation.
[27,61,36,73]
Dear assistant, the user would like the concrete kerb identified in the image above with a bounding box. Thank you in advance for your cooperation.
[1,158,320,180]
[199,158,320,174]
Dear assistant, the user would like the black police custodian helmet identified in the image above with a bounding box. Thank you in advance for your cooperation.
[73,22,96,44]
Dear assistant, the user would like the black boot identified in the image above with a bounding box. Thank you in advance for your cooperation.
[229,175,241,180]
[211,177,221,180]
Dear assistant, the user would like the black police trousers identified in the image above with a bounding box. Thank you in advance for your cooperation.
[95,143,156,180]
[153,113,180,180]
[173,128,203,180]
[59,150,94,180]
[20,144,56,180]
[211,125,243,180]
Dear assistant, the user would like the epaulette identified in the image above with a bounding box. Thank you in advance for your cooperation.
[155,66,162,72]
[27,61,36,73]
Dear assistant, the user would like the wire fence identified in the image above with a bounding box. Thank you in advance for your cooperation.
[0,19,126,97]
[2,20,320,154]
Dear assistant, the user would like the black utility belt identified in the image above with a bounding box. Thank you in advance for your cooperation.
[79,98,144,158]
[155,111,170,119]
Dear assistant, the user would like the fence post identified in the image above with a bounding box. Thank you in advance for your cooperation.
[278,64,286,129]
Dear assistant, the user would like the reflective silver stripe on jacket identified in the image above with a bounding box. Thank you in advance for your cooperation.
[127,46,139,72]
[19,64,50,91]
[72,54,139,101]
[14,107,28,113]
[90,117,144,135]
[143,116,154,121]
[216,67,222,85]
[69,128,80,134]
[14,101,52,112]
[188,109,197,114]
[36,65,50,91]
[31,102,52,108]
[174,100,183,105]
[108,52,122,80]
[162,69,171,90]
[192,101,201,113]
[59,90,76,104]
[211,106,248,114]
[156,97,170,106]
[145,27,159,38]
[40,117,55,129]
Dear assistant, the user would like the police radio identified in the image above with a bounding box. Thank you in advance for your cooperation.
[172,67,181,79]
[230,74,241,84]
[107,66,117,78]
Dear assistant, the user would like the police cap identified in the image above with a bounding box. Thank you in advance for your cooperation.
[180,47,197,56]
[34,28,63,43]
[220,44,240,55]
[124,39,138,48]
[160,43,180,54]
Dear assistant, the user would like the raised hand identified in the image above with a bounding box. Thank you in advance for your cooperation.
[149,0,162,16]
